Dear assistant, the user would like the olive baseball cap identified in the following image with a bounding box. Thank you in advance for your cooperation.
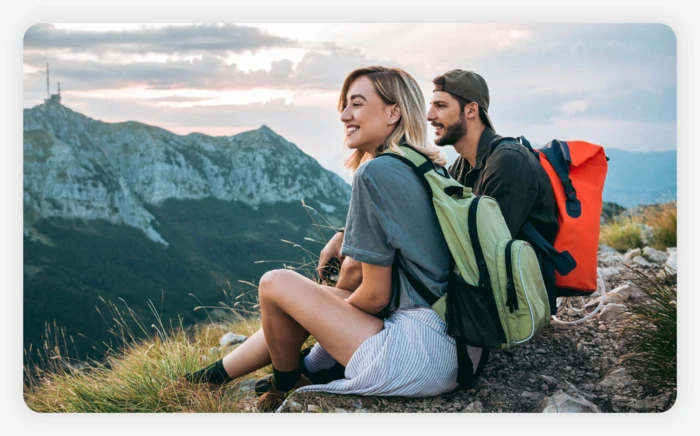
[433,69,494,130]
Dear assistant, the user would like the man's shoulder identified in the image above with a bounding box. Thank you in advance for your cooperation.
[489,140,538,167]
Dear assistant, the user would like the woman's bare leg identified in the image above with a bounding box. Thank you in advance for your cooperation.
[221,284,354,378]
[258,269,384,371]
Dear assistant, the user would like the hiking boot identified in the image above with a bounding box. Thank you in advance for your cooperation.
[256,374,312,412]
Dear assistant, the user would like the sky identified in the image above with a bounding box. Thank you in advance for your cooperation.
[22,23,677,182]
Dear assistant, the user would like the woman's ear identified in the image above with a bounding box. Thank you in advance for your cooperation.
[388,104,401,125]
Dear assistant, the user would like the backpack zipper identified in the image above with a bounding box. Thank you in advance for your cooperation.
[511,243,536,345]
[468,196,507,344]
[504,240,518,313]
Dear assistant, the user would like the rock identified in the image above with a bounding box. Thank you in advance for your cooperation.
[665,251,677,273]
[353,399,363,409]
[208,347,219,354]
[598,244,618,254]
[222,344,241,354]
[643,247,668,263]
[633,256,654,268]
[540,375,557,385]
[598,252,624,267]
[521,391,546,402]
[334,408,348,413]
[667,247,677,254]
[287,400,304,412]
[535,390,602,413]
[354,408,368,413]
[464,401,484,412]
[238,378,257,393]
[219,332,247,347]
[606,283,646,302]
[640,225,655,246]
[624,248,642,263]
[599,303,628,322]
[307,404,321,413]
[599,367,636,388]
[597,267,620,281]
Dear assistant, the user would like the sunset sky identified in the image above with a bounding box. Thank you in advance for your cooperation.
[23,23,677,181]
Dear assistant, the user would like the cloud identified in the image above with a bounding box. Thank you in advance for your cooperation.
[491,29,532,49]
[561,100,590,114]
[24,23,295,55]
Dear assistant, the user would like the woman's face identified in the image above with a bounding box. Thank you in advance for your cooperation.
[340,76,396,154]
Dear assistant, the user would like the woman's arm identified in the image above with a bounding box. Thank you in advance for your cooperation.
[336,257,363,291]
[345,262,392,315]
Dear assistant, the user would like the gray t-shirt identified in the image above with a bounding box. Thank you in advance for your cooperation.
[340,155,451,312]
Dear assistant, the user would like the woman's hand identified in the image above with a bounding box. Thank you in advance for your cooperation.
[317,231,345,279]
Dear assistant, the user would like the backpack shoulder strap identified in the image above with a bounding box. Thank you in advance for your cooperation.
[539,140,582,218]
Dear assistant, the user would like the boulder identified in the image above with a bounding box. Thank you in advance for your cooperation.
[624,248,642,263]
[640,225,655,246]
[599,367,636,388]
[643,247,668,263]
[632,256,654,268]
[238,378,257,393]
[219,332,248,347]
[597,267,620,283]
[598,244,619,254]
[464,401,484,413]
[599,303,628,322]
[606,282,646,302]
[534,390,602,413]
[599,252,624,267]
[665,251,677,273]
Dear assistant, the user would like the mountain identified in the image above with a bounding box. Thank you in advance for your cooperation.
[602,148,676,207]
[23,102,351,362]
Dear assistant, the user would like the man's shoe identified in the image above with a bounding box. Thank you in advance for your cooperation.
[256,374,312,412]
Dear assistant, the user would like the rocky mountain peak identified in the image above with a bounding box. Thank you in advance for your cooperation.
[23,104,351,246]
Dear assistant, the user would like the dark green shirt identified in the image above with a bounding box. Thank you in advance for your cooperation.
[447,127,558,245]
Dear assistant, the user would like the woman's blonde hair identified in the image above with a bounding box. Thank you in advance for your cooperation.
[338,66,446,173]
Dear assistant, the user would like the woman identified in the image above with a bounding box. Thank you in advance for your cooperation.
[184,66,457,412]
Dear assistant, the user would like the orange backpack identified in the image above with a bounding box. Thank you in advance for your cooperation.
[515,137,609,298]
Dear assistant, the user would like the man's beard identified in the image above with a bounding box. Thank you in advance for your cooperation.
[433,114,467,147]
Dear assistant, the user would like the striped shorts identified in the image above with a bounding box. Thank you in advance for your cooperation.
[294,307,459,398]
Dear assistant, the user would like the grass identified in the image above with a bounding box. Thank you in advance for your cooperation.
[619,267,677,391]
[599,201,676,252]
[23,202,337,413]
[23,288,271,413]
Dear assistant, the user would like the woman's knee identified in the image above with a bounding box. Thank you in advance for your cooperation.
[258,269,297,303]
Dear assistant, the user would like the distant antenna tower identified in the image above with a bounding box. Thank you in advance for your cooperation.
[44,63,62,105]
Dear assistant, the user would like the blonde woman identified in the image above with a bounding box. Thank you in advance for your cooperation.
[184,66,458,411]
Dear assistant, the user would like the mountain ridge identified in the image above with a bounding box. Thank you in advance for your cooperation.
[23,102,351,246]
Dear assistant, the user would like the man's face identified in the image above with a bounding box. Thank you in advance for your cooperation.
[427,91,466,146]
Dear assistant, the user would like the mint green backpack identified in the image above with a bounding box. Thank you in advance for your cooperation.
[378,145,551,387]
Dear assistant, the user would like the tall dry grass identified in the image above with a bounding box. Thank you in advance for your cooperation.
[599,201,676,252]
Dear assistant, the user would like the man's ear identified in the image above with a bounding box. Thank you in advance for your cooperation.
[388,104,401,125]
[464,102,478,120]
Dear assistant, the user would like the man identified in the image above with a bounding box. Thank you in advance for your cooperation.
[427,69,558,246]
